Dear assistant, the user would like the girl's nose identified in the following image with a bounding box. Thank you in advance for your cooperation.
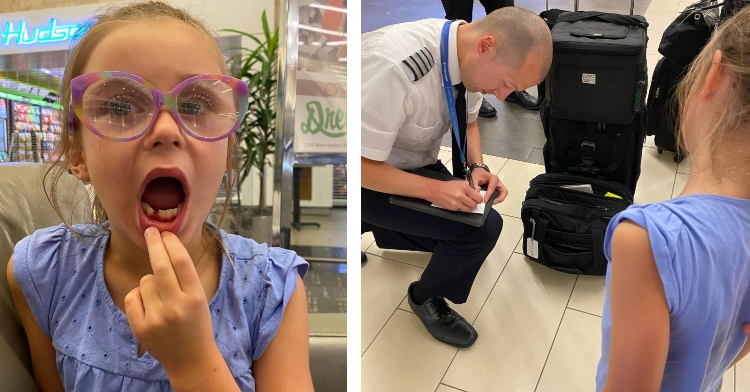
[143,106,186,148]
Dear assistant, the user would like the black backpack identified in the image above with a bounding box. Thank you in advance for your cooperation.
[521,173,633,276]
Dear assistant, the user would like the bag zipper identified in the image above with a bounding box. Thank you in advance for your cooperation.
[522,203,614,223]
[529,174,634,202]
[540,197,610,211]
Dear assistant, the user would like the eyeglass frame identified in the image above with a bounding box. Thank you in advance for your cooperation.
[68,71,249,142]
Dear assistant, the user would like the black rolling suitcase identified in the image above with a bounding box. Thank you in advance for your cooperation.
[521,173,633,276]
[542,102,646,193]
[646,1,721,162]
[646,57,687,163]
[548,9,649,124]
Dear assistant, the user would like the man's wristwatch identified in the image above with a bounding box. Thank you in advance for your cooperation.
[469,162,490,173]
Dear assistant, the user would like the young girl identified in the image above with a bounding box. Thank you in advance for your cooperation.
[597,7,750,392]
[5,2,313,391]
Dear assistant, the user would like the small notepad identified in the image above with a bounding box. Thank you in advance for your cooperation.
[431,190,486,214]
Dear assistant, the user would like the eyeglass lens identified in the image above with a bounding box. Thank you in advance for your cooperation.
[81,77,241,139]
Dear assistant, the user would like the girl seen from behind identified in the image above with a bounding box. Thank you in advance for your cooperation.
[598,6,750,392]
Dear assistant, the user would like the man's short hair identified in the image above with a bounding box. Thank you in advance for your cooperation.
[473,7,552,70]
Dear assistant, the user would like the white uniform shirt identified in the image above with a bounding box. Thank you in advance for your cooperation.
[361,19,482,170]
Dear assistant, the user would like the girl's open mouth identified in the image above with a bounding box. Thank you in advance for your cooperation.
[138,169,189,233]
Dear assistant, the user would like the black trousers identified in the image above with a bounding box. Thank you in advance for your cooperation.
[441,0,515,22]
[361,161,503,304]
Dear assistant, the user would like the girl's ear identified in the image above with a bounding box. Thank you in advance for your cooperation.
[700,50,725,100]
[68,147,90,183]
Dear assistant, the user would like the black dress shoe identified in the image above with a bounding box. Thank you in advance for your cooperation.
[407,283,478,348]
[505,90,542,111]
[478,98,497,117]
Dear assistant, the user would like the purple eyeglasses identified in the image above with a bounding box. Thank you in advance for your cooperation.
[69,71,249,142]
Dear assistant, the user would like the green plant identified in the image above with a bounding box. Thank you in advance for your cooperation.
[223,10,278,214]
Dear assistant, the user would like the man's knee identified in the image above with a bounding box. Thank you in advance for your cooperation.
[480,209,503,243]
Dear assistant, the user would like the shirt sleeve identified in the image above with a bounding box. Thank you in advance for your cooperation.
[467,91,482,123]
[603,206,685,314]
[361,51,412,161]
[12,226,66,338]
[251,247,309,361]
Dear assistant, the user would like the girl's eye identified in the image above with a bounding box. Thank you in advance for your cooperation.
[179,93,213,115]
[95,95,147,117]
[179,101,204,115]
[106,100,132,116]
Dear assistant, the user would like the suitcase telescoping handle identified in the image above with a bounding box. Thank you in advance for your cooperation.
[557,11,648,29]
[546,0,635,15]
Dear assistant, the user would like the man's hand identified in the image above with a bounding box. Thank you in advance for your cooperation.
[428,179,483,211]
[471,169,508,204]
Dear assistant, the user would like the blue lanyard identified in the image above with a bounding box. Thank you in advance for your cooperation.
[440,20,467,169]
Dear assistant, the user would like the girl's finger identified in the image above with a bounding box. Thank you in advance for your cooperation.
[138,274,161,316]
[160,231,204,295]
[143,227,181,298]
[123,286,145,328]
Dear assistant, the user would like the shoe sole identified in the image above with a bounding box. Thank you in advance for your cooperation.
[438,333,478,348]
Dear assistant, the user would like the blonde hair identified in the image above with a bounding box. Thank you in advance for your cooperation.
[44,1,239,257]
[676,6,750,177]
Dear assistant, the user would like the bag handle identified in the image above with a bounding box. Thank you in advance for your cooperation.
[557,11,648,29]
[685,1,724,11]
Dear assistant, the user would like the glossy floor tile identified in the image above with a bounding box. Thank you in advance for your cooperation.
[361,254,424,354]
[535,309,602,392]
[442,254,577,392]
[361,0,750,389]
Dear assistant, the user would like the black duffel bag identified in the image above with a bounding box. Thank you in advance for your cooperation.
[658,1,721,68]
[521,173,634,276]
[549,11,649,124]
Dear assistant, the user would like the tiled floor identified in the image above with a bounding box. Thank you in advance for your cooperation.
[360,0,749,390]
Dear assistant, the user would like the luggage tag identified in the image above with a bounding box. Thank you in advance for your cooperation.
[526,237,539,259]
[526,217,539,259]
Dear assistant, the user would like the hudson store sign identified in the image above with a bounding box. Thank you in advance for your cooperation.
[2,19,81,47]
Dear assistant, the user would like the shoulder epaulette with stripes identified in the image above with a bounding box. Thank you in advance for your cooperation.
[401,47,435,82]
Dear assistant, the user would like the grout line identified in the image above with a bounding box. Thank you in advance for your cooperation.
[438,383,469,392]
[733,364,736,392]
[566,307,603,319]
[535,275,579,392]
[437,345,462,391]
[363,251,428,270]
[468,239,518,326]
[437,238,518,389]
[361,297,406,358]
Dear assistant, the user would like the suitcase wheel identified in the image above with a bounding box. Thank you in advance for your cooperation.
[657,148,664,154]
[674,153,685,163]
